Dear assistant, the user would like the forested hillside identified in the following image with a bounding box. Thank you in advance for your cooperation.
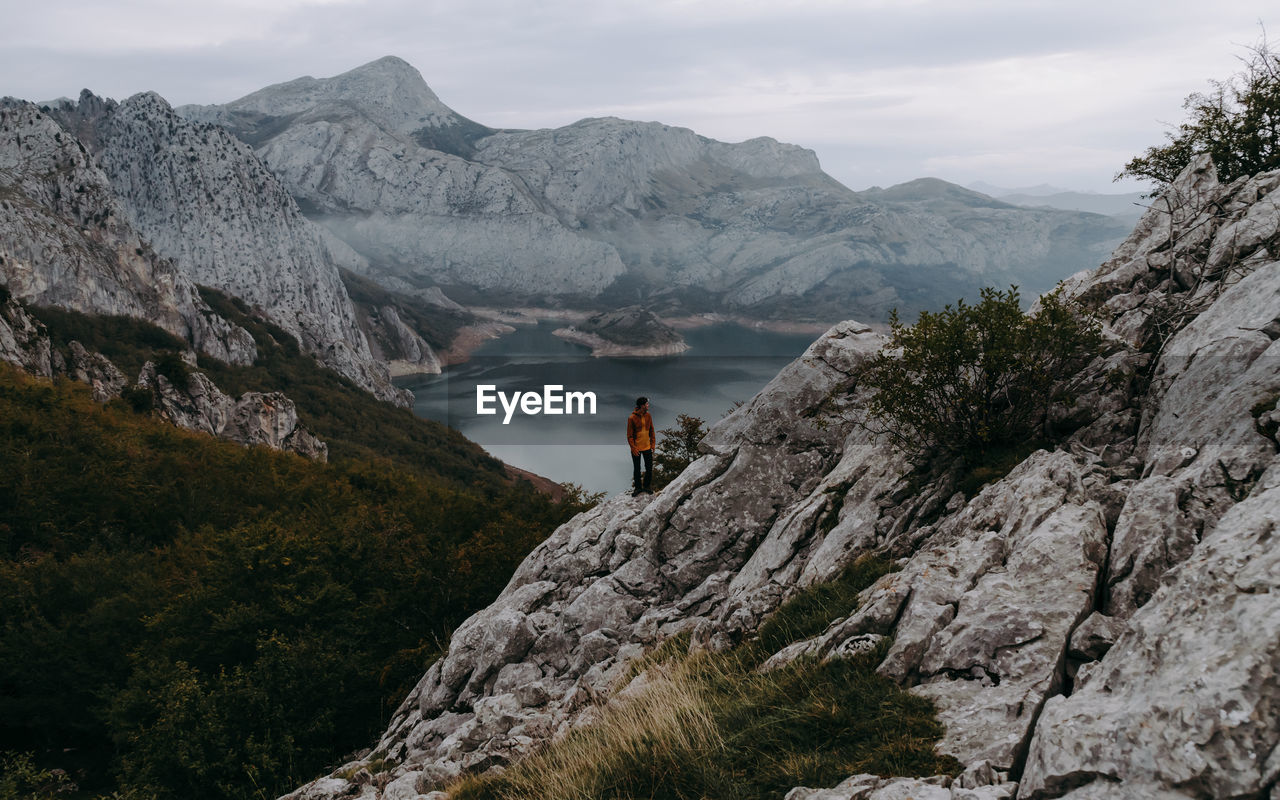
[0,356,592,800]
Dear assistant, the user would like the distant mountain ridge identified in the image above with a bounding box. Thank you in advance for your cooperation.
[180,56,1131,322]
[968,181,1149,222]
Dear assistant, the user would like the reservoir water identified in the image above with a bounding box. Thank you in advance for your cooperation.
[398,323,820,495]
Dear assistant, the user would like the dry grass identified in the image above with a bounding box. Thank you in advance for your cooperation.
[448,558,960,800]
[449,662,725,800]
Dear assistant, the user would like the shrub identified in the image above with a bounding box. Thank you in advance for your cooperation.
[860,286,1101,464]
[653,413,709,489]
[1120,37,1280,189]
[153,351,191,388]
[0,752,75,800]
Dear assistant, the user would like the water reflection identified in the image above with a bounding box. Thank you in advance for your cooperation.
[399,323,819,494]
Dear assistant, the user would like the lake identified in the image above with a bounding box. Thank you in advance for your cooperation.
[398,322,822,495]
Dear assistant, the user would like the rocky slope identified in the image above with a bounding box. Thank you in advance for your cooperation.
[47,90,416,404]
[283,155,1280,800]
[0,292,327,459]
[0,100,255,365]
[180,57,1129,323]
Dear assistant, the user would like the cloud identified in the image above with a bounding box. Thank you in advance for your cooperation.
[1,0,1274,191]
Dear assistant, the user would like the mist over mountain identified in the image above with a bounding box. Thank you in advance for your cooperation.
[180,56,1130,322]
[967,181,1149,223]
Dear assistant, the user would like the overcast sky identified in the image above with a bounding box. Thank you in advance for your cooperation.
[1,1,1273,193]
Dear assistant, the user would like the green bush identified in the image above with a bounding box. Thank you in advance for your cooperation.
[653,414,708,489]
[0,752,75,800]
[860,286,1101,464]
[1120,38,1280,188]
[153,350,191,388]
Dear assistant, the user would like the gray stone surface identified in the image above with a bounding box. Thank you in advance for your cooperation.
[49,91,411,405]
[1020,476,1280,800]
[139,362,328,460]
[0,99,256,367]
[65,341,127,402]
[0,295,54,377]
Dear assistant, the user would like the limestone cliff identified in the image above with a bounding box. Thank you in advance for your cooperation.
[48,90,414,405]
[137,360,329,461]
[284,156,1280,800]
[0,99,255,366]
[180,57,1129,323]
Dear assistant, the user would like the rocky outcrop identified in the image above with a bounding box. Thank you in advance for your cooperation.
[0,289,322,457]
[47,91,409,406]
[787,773,1014,800]
[138,361,328,461]
[0,99,256,366]
[0,292,54,376]
[355,303,442,376]
[64,340,127,402]
[283,155,1280,800]
[182,57,1129,323]
[552,306,688,357]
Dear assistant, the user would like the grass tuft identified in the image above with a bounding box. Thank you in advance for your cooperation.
[449,557,960,800]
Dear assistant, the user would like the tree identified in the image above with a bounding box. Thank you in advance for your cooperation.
[1120,37,1280,189]
[653,414,709,489]
[860,286,1102,463]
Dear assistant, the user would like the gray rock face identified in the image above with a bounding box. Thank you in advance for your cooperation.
[182,57,1128,322]
[138,361,328,460]
[362,304,442,375]
[786,773,1015,800]
[282,157,1280,800]
[0,294,54,377]
[1019,477,1280,800]
[64,341,127,402]
[0,99,256,366]
[48,91,409,406]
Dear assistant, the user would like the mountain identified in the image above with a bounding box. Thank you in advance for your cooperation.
[285,155,1280,799]
[42,89,420,405]
[0,99,255,366]
[179,57,1130,322]
[998,191,1148,223]
[968,181,1150,223]
[967,181,1067,197]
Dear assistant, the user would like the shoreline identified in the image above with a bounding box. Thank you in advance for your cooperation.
[438,320,517,366]
[436,306,870,366]
[550,327,691,358]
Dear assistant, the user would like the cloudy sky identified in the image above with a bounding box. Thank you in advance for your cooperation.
[1,0,1273,193]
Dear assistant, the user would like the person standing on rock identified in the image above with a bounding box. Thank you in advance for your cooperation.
[627,396,656,496]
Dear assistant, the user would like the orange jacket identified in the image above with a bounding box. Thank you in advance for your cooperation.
[627,410,655,455]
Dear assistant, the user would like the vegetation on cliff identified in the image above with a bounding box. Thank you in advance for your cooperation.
[448,558,959,800]
[860,286,1102,467]
[1119,38,1280,188]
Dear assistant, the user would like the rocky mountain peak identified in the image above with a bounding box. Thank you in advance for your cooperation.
[216,54,460,136]
[181,56,1125,322]
[862,177,1018,209]
[37,89,412,404]
[0,98,256,365]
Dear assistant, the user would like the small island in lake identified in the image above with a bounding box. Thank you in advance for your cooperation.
[553,306,690,357]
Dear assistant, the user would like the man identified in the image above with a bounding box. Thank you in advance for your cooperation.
[627,396,655,496]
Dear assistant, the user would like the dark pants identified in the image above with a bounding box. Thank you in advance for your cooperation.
[631,449,653,492]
